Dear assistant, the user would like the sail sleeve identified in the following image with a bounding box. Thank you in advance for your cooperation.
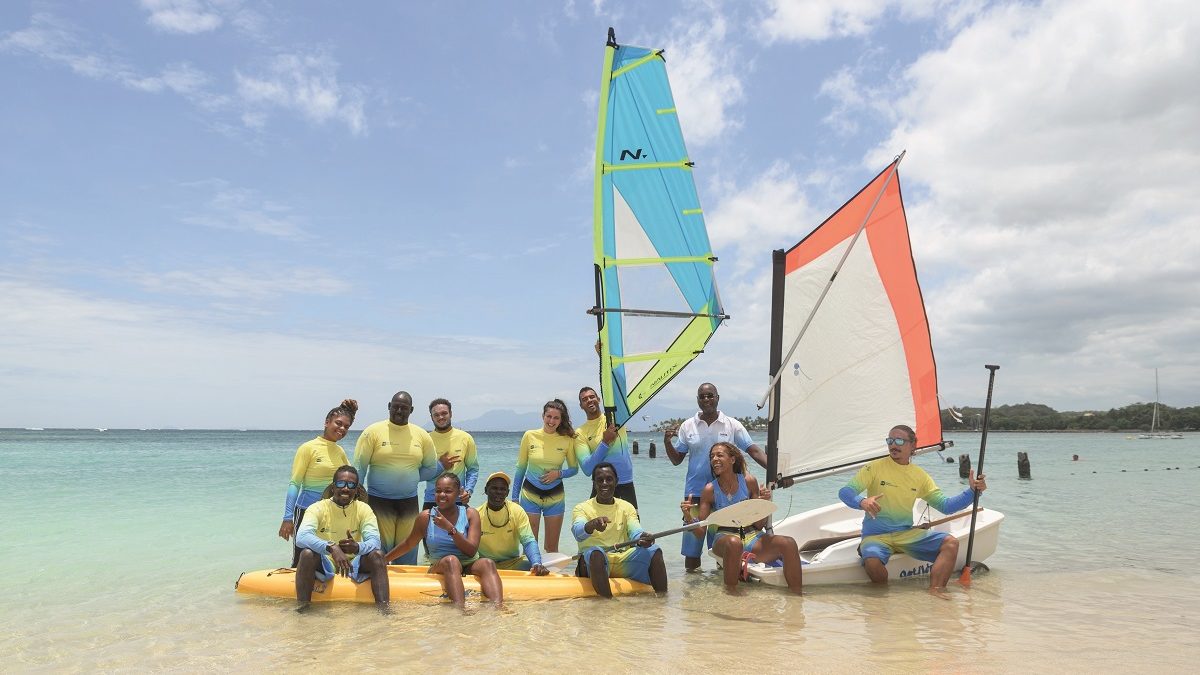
[772,159,943,478]
[592,35,725,428]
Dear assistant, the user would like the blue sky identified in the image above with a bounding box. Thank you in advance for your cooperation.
[3,0,1197,429]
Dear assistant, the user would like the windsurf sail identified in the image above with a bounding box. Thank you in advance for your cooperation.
[763,155,947,484]
[590,28,726,429]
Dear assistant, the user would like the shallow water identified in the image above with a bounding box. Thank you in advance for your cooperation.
[2,428,1197,672]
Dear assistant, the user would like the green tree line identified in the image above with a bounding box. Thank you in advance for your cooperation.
[941,402,1200,432]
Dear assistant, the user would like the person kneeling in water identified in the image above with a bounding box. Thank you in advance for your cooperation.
[572,462,667,598]
[685,442,802,595]
[294,465,390,607]
[384,472,503,607]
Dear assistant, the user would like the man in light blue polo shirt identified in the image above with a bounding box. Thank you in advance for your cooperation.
[663,382,768,571]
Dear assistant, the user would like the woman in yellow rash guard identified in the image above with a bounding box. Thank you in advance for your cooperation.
[278,399,358,567]
[511,399,582,553]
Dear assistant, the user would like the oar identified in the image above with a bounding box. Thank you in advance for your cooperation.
[959,364,998,587]
[543,499,777,572]
[797,508,985,554]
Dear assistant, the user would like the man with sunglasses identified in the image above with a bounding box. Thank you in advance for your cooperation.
[295,465,390,607]
[664,382,767,571]
[838,425,986,594]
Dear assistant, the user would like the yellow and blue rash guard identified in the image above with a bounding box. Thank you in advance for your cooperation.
[478,500,541,565]
[422,427,480,503]
[575,417,634,484]
[282,437,350,520]
[571,497,643,549]
[353,420,439,500]
[295,498,381,575]
[838,457,975,537]
[510,429,581,500]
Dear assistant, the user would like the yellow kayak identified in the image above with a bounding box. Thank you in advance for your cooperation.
[235,565,654,603]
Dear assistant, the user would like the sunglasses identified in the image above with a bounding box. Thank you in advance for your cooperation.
[884,437,910,447]
[334,480,359,489]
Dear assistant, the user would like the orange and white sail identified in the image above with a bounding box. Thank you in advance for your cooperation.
[764,154,945,482]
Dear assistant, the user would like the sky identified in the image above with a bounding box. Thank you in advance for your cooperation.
[2,0,1197,429]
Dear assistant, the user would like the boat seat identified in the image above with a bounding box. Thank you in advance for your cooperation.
[817,519,861,537]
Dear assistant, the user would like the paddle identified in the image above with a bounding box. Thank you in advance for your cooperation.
[543,499,777,572]
[797,508,985,554]
[959,364,998,587]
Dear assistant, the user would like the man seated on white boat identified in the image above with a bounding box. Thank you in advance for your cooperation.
[294,465,390,608]
[837,425,986,594]
[476,471,549,575]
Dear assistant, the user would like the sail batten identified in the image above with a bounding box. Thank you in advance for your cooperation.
[592,29,724,428]
[768,157,943,479]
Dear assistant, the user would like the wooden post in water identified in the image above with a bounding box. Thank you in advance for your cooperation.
[1017,452,1031,479]
[648,441,657,458]
[631,440,639,455]
[958,454,971,478]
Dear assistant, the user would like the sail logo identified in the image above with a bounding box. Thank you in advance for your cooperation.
[899,563,933,578]
[619,148,645,161]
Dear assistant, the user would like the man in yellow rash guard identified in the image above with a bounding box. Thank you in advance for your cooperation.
[572,463,667,598]
[838,424,987,593]
[295,465,389,607]
[477,472,548,574]
[575,387,637,507]
[422,398,480,509]
[353,391,439,565]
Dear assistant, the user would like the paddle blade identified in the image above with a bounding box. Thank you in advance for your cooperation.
[542,553,573,574]
[958,565,972,587]
[707,499,777,528]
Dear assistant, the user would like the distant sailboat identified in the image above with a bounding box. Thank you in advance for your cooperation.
[1138,369,1183,439]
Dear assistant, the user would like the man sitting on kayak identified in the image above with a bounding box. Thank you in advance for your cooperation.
[295,465,390,608]
[572,462,667,598]
[838,424,987,595]
[477,471,549,575]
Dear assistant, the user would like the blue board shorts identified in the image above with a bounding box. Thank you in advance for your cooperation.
[859,529,950,565]
[577,544,660,585]
[314,553,372,583]
[680,499,715,558]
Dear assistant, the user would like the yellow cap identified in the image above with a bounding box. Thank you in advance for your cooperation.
[485,471,511,488]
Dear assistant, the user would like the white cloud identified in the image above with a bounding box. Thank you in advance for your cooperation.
[0,279,591,428]
[129,267,350,301]
[860,0,1200,408]
[178,181,309,240]
[662,11,745,145]
[235,52,367,135]
[758,0,963,42]
[0,13,224,106]
[141,0,224,34]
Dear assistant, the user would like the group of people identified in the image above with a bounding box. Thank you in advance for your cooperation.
[278,382,986,607]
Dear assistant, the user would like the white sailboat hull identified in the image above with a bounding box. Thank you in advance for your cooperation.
[712,501,1004,586]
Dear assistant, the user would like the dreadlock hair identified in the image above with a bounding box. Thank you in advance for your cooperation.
[544,399,575,437]
[325,399,359,425]
[321,465,368,501]
[709,442,746,476]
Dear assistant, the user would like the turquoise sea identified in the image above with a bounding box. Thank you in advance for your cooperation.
[2,428,1197,672]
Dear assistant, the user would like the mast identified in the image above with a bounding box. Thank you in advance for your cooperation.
[765,249,786,488]
[593,27,619,425]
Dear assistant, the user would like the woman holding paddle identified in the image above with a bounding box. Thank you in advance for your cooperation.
[684,442,804,594]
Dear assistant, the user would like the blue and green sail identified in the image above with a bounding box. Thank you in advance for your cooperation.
[591,28,727,429]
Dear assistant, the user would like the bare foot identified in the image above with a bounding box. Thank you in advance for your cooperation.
[928,586,951,600]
